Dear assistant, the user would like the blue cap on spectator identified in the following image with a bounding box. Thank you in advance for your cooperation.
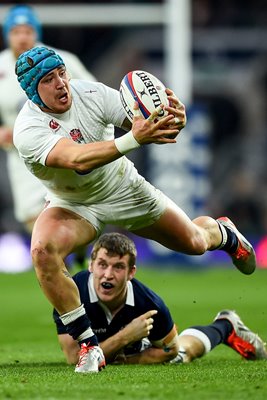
[3,5,42,45]
[15,46,65,107]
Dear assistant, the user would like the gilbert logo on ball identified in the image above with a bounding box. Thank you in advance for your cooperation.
[120,70,169,122]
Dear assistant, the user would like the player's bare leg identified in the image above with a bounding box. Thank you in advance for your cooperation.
[31,207,104,372]
[173,335,205,363]
[170,310,267,364]
[31,207,95,313]
[31,207,93,314]
[134,202,221,254]
[134,200,256,274]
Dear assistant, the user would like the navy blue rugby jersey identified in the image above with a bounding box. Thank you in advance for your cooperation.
[53,270,174,353]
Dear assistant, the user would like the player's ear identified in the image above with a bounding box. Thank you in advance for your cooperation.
[128,265,137,280]
[88,261,93,272]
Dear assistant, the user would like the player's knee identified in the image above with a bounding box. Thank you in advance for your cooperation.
[186,233,207,255]
[31,240,57,269]
[194,238,207,255]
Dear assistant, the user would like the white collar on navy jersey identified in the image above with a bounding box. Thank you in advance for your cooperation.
[88,272,135,306]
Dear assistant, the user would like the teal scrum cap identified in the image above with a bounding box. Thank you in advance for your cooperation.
[15,46,65,108]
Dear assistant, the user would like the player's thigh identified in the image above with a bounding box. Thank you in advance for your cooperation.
[133,201,202,253]
[31,206,97,256]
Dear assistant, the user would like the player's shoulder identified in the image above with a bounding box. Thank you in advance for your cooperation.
[72,269,90,285]
[70,79,111,97]
[132,278,161,300]
[15,100,44,121]
[132,278,170,314]
[40,43,83,69]
[40,43,75,61]
[14,101,49,138]
[0,48,11,58]
[70,78,99,89]
[0,48,13,66]
[51,46,79,62]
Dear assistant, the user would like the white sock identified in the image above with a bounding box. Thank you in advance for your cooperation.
[179,328,211,354]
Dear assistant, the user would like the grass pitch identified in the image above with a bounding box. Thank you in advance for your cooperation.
[0,266,267,399]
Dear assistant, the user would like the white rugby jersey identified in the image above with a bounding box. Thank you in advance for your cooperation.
[14,79,130,203]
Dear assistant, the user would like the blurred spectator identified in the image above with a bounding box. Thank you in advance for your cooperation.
[0,4,96,271]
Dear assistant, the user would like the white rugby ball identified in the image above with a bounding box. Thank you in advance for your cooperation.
[120,70,169,122]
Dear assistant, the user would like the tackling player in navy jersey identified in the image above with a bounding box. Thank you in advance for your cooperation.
[53,232,178,365]
[53,233,267,366]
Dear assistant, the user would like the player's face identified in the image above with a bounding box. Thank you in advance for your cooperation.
[9,25,37,59]
[90,248,136,311]
[38,66,72,113]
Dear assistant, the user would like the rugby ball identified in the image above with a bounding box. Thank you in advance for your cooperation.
[120,70,169,122]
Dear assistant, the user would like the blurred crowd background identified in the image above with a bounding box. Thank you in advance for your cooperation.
[0,0,267,268]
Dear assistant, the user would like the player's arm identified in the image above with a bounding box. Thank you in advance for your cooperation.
[57,310,158,364]
[57,331,134,365]
[124,325,179,364]
[58,333,80,364]
[99,310,158,363]
[45,111,178,172]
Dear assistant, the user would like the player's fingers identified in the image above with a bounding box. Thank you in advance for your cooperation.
[148,105,164,122]
[132,101,142,118]
[168,117,184,129]
[147,323,153,335]
[168,98,184,111]
[153,114,175,130]
[143,310,158,318]
[176,100,185,110]
[165,89,184,109]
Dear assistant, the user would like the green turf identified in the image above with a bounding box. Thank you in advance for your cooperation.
[1,267,267,399]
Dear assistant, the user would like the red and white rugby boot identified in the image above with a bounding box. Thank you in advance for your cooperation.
[214,310,267,360]
[75,343,106,373]
[216,216,256,275]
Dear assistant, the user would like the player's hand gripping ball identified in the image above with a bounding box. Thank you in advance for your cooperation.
[120,70,170,122]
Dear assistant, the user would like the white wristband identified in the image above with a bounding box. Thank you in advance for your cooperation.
[114,130,141,155]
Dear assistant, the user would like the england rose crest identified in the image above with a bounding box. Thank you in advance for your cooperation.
[69,129,84,143]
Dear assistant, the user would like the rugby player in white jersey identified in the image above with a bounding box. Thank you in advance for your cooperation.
[13,45,257,373]
[0,5,96,259]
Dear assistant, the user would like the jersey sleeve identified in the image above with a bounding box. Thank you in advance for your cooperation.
[149,299,175,342]
[13,109,63,166]
[94,82,127,129]
[133,280,175,342]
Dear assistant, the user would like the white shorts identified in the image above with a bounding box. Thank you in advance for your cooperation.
[44,174,169,237]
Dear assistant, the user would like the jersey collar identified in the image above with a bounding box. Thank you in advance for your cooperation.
[88,273,135,306]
